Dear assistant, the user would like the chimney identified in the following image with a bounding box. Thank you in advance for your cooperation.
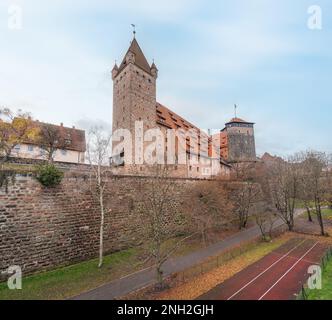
[72,125,75,129]
[60,123,63,127]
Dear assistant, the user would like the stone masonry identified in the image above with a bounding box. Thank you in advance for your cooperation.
[0,170,232,280]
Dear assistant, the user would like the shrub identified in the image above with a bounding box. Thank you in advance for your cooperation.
[35,164,63,187]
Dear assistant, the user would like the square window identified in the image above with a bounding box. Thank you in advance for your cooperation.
[28,145,34,152]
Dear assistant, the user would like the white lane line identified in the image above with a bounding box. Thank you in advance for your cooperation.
[258,242,319,301]
[227,239,307,300]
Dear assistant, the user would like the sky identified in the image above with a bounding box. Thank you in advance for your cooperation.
[0,0,331,157]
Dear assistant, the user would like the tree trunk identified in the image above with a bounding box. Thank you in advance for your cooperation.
[316,203,325,236]
[243,214,248,229]
[201,229,207,247]
[287,220,293,231]
[98,189,105,268]
[238,214,243,230]
[306,206,313,222]
[48,152,53,164]
[156,264,164,290]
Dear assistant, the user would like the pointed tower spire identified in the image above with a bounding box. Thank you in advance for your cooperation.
[150,59,158,79]
[112,61,119,80]
[118,37,152,75]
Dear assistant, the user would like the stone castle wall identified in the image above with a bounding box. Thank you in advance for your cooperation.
[0,169,233,279]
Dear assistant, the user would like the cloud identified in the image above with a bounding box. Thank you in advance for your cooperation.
[0,0,331,157]
[76,118,112,132]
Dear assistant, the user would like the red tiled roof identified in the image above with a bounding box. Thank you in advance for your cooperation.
[226,117,254,125]
[156,103,229,166]
[16,118,86,152]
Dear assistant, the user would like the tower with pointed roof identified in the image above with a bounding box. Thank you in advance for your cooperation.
[112,35,158,166]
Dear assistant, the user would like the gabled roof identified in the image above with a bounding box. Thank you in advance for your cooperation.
[16,118,86,152]
[118,38,152,75]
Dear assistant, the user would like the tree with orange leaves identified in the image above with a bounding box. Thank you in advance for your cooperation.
[0,108,39,165]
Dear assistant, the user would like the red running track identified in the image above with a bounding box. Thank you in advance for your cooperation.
[198,238,328,300]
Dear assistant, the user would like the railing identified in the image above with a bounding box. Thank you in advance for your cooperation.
[298,246,332,300]
[169,225,286,286]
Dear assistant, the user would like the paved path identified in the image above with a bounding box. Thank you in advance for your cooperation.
[198,238,328,300]
[72,210,303,300]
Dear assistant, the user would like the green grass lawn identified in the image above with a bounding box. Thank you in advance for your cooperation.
[0,248,141,300]
[322,208,332,219]
[0,234,207,300]
[307,258,332,300]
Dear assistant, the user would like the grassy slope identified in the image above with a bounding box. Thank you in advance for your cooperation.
[0,248,140,300]
[306,212,332,300]
[0,234,205,300]
[307,259,332,300]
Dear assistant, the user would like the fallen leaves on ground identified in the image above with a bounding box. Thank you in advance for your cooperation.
[154,233,296,300]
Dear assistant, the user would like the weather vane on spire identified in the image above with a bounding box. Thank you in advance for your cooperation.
[131,24,136,38]
[234,104,238,118]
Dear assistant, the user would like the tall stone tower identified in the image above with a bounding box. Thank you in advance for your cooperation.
[225,117,256,162]
[112,36,158,165]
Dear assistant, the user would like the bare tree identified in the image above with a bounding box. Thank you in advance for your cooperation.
[37,124,63,163]
[297,152,315,222]
[136,165,191,290]
[86,127,112,268]
[252,202,278,242]
[300,151,329,236]
[229,163,262,230]
[186,181,232,246]
[327,154,332,209]
[267,157,299,231]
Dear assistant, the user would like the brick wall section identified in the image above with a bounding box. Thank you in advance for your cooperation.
[0,171,232,279]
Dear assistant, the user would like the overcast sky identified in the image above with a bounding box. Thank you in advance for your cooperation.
[0,0,331,156]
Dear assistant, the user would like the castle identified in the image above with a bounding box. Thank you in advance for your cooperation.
[111,34,256,179]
